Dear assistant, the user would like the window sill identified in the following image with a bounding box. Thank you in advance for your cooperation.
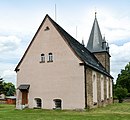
[47,61,53,63]
[33,107,41,109]
[40,61,45,63]
[93,102,97,105]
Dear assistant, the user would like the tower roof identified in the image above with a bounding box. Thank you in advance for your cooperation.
[87,13,109,53]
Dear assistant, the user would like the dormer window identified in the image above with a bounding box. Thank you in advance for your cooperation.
[48,53,53,62]
[40,53,45,63]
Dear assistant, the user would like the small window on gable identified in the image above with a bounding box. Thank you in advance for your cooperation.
[44,26,50,31]
[48,53,53,62]
[40,53,45,63]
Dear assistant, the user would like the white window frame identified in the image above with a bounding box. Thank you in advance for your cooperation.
[92,72,97,104]
[110,79,113,98]
[48,53,53,62]
[40,53,45,63]
[106,77,109,99]
[100,75,104,101]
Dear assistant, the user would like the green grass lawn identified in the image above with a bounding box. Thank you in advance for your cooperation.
[0,103,130,120]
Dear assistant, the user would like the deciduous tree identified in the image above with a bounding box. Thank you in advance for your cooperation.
[0,77,4,94]
[0,77,15,96]
[116,62,130,93]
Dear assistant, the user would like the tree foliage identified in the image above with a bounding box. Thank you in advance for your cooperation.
[0,76,15,96]
[0,77,4,94]
[116,62,130,93]
[115,86,128,103]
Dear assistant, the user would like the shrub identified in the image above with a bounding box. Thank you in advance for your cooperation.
[114,86,128,103]
[126,93,130,97]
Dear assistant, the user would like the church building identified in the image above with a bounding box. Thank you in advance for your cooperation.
[15,13,113,109]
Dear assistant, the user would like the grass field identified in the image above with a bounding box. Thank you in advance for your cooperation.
[0,103,130,120]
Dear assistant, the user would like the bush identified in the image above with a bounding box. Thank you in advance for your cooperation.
[126,93,130,97]
[114,86,128,103]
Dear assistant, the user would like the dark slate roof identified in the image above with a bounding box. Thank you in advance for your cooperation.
[87,14,109,53]
[47,15,113,78]
[18,84,30,90]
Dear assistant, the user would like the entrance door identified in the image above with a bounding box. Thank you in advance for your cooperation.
[22,91,28,105]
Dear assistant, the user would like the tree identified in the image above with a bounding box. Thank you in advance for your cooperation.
[4,82,15,96]
[0,77,4,94]
[115,86,128,103]
[0,76,15,96]
[116,62,130,93]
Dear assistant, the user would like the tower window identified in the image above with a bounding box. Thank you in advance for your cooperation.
[48,53,53,62]
[40,53,45,63]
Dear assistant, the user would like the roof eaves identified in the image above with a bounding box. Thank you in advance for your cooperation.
[84,62,113,79]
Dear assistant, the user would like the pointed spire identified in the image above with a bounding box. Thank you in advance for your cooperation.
[87,13,109,53]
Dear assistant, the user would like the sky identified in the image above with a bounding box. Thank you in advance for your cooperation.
[0,0,130,85]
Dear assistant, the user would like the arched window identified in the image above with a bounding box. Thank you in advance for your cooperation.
[40,53,45,62]
[101,76,104,101]
[48,53,53,62]
[106,78,109,99]
[34,98,42,108]
[93,74,97,104]
[110,79,113,98]
[53,99,62,109]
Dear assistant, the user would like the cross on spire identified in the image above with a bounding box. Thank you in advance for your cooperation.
[95,11,97,18]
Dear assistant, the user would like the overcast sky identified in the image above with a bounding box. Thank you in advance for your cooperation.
[0,0,130,85]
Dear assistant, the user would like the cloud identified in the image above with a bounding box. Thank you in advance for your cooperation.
[100,13,130,44]
[0,35,25,86]
[2,70,16,85]
[110,42,130,82]
[0,35,21,52]
[0,62,16,85]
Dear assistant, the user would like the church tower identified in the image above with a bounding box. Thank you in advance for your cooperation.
[87,13,110,73]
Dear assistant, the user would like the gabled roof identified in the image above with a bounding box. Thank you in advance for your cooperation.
[15,14,112,78]
[87,13,109,53]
